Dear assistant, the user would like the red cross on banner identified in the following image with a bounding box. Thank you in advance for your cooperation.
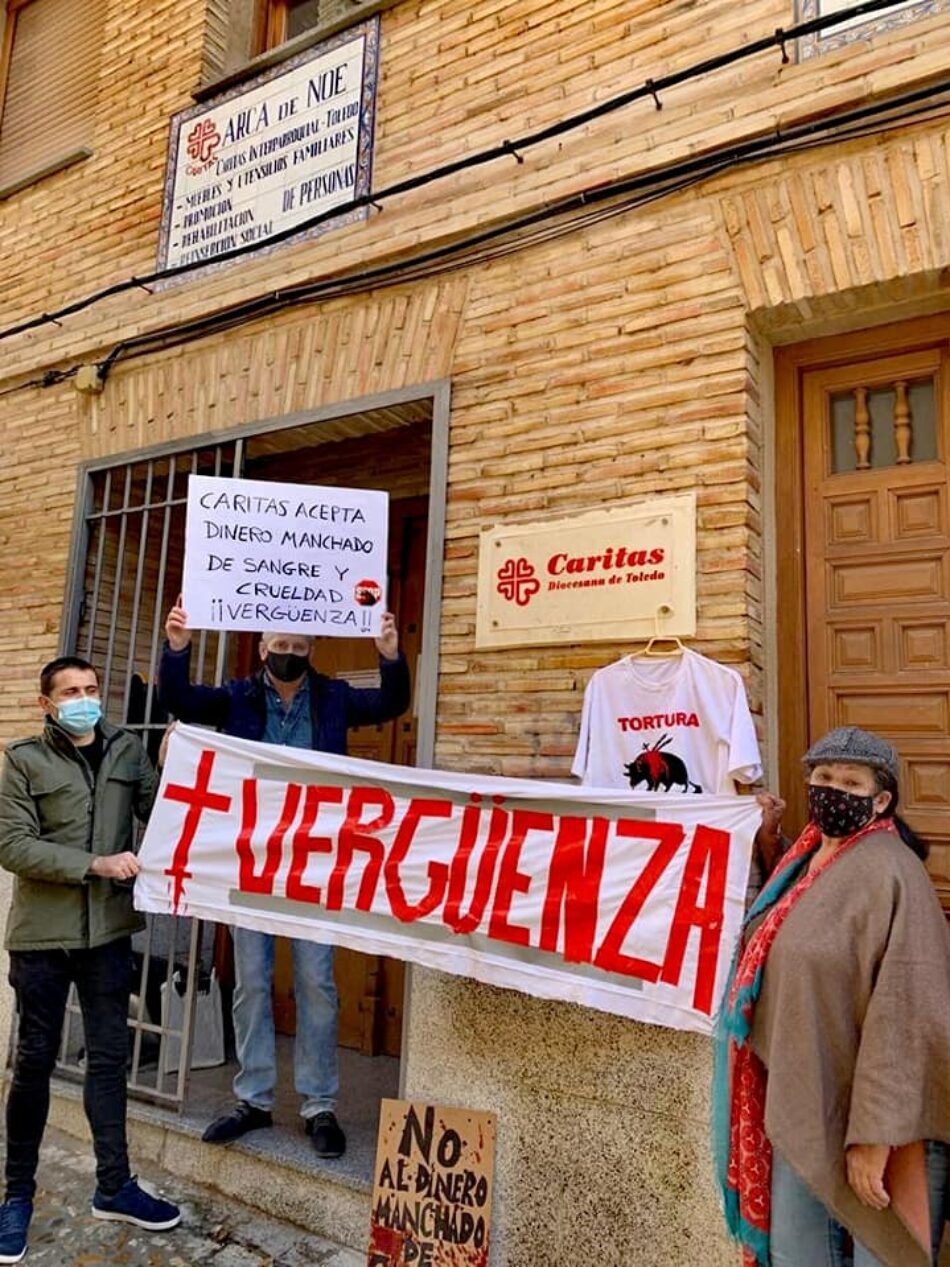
[162,750,233,912]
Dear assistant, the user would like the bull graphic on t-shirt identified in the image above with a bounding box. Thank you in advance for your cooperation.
[624,734,702,793]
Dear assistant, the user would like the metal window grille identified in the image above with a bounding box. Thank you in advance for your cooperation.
[57,439,245,1107]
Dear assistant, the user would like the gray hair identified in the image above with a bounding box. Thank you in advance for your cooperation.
[258,632,315,650]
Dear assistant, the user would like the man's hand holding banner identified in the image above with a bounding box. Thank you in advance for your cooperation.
[137,725,760,1035]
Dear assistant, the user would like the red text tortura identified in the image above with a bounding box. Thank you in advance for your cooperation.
[617,712,700,732]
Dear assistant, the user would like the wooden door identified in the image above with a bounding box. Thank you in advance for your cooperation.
[778,320,950,912]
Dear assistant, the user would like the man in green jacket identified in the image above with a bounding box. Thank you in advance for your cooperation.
[0,656,180,1264]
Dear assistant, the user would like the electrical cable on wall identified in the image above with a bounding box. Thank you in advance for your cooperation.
[3,72,949,400]
[0,0,919,351]
[0,0,942,392]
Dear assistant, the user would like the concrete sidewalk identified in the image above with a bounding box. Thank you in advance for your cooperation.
[16,1126,363,1266]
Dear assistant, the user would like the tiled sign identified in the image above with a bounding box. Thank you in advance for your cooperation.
[158,19,379,270]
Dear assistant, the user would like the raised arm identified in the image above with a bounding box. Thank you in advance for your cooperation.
[345,611,411,727]
[158,597,232,727]
[754,792,788,877]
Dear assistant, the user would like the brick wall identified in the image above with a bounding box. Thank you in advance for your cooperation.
[0,384,81,734]
[6,110,949,763]
[3,0,950,370]
[5,110,950,760]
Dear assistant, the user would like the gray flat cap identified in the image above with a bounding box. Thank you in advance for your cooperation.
[803,726,899,782]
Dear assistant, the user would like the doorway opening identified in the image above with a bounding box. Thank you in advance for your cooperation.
[775,315,950,913]
[51,386,448,1176]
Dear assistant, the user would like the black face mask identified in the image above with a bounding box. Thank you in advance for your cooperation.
[265,652,310,683]
[807,784,875,838]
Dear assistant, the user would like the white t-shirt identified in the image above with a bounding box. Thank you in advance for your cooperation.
[571,650,762,795]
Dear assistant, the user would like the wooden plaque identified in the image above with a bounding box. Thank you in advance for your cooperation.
[475,493,696,648]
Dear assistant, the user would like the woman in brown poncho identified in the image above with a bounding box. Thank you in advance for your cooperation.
[713,726,949,1267]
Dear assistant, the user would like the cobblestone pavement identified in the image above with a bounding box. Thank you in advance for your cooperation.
[21,1127,949,1265]
[17,1128,362,1266]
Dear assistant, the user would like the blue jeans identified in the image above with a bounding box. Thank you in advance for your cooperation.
[771,1144,948,1266]
[231,928,339,1118]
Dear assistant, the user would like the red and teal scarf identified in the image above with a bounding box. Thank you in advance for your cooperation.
[711,815,896,1266]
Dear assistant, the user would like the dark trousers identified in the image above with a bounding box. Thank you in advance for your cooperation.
[5,938,133,1201]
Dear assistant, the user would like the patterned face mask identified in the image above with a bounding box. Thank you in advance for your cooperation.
[807,783,875,837]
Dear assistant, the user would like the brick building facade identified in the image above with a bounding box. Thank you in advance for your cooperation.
[2,1,949,1262]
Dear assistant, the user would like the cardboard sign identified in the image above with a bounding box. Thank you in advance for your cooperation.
[476,493,696,648]
[157,20,379,270]
[135,726,760,1034]
[368,1100,496,1267]
[181,474,389,636]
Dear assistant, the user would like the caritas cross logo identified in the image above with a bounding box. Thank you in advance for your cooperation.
[496,557,540,607]
[186,118,221,167]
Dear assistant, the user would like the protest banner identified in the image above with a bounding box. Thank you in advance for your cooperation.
[368,1100,496,1267]
[181,473,389,636]
[135,726,761,1035]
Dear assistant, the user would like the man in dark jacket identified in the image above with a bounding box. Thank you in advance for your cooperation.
[159,599,410,1159]
[0,656,180,1264]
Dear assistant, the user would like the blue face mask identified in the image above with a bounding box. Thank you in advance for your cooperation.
[55,697,102,736]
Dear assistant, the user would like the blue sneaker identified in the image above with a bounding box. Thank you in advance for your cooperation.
[91,1177,180,1231]
[0,1199,31,1264]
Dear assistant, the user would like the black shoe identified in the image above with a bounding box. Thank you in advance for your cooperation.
[305,1111,346,1159]
[201,1101,272,1144]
